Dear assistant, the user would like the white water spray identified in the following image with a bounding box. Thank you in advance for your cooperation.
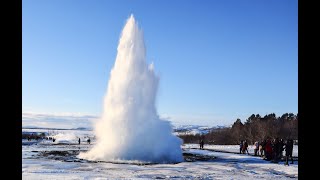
[79,15,183,163]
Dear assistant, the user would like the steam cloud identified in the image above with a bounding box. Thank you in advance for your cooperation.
[79,15,183,163]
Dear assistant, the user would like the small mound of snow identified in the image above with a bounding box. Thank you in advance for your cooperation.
[52,133,78,144]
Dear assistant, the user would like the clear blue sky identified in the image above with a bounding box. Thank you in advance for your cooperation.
[22,0,298,127]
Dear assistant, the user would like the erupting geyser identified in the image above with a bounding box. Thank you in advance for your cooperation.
[79,15,183,163]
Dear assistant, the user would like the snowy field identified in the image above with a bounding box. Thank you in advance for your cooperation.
[22,129,298,179]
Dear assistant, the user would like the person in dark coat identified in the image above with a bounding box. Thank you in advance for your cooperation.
[284,139,294,165]
[265,139,273,160]
[239,140,243,154]
[87,138,91,144]
[78,138,81,145]
[279,139,284,160]
[272,138,280,162]
[201,139,204,149]
[242,140,249,154]
[199,139,204,149]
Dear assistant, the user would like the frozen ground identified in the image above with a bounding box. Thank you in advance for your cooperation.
[22,140,298,179]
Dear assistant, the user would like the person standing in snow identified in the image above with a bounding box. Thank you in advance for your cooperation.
[78,138,81,145]
[254,141,259,156]
[199,139,204,149]
[265,138,273,160]
[243,140,249,154]
[261,139,266,157]
[272,138,280,162]
[239,141,243,154]
[201,139,204,149]
[259,143,263,157]
[279,139,284,160]
[284,139,294,165]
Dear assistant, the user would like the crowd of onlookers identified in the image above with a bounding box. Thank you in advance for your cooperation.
[240,138,294,165]
[25,133,45,141]
[198,137,295,166]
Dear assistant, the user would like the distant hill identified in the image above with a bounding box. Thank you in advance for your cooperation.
[73,127,91,130]
[22,126,93,131]
[22,125,224,134]
[22,126,41,129]
[173,125,226,135]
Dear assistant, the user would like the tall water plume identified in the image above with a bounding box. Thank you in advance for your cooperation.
[79,15,183,163]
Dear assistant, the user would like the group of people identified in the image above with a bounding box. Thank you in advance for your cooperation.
[26,133,41,141]
[25,133,92,145]
[240,138,294,165]
[78,138,91,145]
[239,140,249,154]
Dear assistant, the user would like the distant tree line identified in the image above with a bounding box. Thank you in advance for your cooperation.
[178,113,298,145]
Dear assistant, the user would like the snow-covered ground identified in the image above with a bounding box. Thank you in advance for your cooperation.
[22,138,298,179]
[23,154,298,179]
